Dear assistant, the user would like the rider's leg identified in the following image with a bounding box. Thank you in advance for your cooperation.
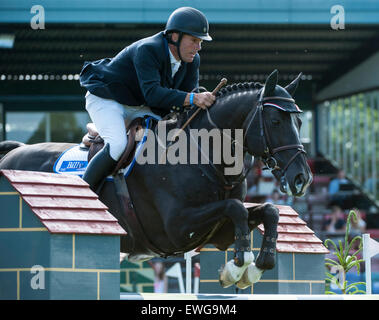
[83,143,117,192]
[83,92,127,191]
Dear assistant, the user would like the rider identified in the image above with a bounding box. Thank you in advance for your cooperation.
[79,7,215,191]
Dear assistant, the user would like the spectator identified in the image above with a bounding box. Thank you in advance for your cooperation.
[349,209,366,237]
[328,169,349,195]
[328,169,354,208]
[324,205,346,233]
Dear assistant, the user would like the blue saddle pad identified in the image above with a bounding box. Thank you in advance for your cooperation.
[53,117,153,179]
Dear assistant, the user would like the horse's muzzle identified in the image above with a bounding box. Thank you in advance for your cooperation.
[294,173,307,195]
[293,172,312,196]
[280,172,312,197]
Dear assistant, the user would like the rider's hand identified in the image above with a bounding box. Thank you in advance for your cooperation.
[194,92,216,109]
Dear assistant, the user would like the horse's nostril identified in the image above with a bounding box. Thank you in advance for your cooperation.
[294,174,305,191]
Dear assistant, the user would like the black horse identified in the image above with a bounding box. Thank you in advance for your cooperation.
[0,70,312,288]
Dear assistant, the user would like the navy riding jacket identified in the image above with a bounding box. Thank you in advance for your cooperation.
[79,31,200,117]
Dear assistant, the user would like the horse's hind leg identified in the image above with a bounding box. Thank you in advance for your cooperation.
[167,199,254,288]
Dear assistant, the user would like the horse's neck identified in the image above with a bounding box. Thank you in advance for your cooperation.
[194,90,259,130]
[187,90,258,179]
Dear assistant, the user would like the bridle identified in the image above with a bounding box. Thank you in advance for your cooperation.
[242,91,307,189]
[186,87,306,195]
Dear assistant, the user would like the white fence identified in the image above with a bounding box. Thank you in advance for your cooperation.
[317,90,379,205]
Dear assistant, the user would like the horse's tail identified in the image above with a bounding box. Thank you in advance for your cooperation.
[0,140,25,158]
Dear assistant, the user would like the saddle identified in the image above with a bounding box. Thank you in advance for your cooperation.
[81,118,146,176]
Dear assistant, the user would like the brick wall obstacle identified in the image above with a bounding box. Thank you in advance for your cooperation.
[0,169,126,300]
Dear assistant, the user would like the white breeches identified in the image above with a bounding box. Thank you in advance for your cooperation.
[85,92,160,161]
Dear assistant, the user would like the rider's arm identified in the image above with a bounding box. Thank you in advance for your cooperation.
[134,44,194,112]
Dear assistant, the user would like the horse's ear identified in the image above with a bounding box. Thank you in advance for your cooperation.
[285,72,302,96]
[263,69,278,97]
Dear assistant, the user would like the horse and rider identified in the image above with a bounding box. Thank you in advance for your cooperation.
[0,7,313,289]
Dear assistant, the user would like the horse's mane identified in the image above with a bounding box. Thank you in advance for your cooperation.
[215,81,264,99]
[174,81,264,125]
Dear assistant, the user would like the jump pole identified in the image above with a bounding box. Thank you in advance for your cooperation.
[184,252,192,293]
[363,233,379,294]
[184,249,200,293]
[363,234,372,294]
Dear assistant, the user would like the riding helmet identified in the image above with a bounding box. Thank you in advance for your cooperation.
[164,7,212,41]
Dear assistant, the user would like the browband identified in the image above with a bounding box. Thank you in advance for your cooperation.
[262,96,295,103]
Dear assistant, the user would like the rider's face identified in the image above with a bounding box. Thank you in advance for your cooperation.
[171,33,202,63]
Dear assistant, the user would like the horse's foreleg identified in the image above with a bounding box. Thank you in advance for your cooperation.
[235,203,279,289]
[252,203,279,269]
[168,199,254,288]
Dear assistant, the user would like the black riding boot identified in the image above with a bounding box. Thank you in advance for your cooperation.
[83,143,117,193]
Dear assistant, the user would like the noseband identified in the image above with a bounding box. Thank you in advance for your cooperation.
[242,94,307,182]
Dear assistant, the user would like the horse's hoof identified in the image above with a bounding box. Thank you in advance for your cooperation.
[219,261,244,288]
[218,252,255,288]
[255,251,276,270]
[235,263,264,289]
